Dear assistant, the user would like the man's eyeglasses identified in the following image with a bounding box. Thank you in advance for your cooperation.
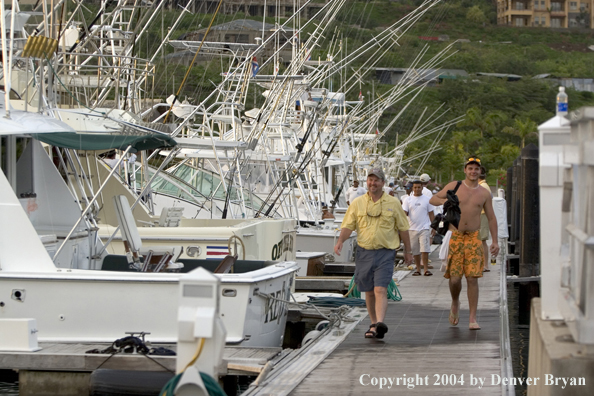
[468,157,481,163]
[366,201,383,218]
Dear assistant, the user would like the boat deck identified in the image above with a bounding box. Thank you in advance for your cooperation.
[0,343,281,375]
[254,249,506,395]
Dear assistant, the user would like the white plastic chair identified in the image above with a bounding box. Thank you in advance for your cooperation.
[158,206,184,227]
[112,195,183,272]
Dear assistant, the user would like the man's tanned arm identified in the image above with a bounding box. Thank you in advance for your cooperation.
[399,230,413,265]
[483,193,500,257]
[334,227,354,256]
[429,181,457,206]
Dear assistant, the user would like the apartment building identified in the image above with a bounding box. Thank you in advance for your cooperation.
[497,0,594,28]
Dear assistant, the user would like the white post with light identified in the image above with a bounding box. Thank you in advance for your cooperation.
[175,267,227,395]
[538,114,571,320]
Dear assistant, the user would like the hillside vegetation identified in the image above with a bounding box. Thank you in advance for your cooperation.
[48,0,594,185]
[327,0,594,185]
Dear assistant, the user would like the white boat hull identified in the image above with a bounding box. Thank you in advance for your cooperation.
[296,227,356,263]
[0,262,298,347]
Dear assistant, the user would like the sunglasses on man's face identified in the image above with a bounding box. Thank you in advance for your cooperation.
[366,201,383,218]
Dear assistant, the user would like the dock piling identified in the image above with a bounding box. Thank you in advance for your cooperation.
[519,143,541,315]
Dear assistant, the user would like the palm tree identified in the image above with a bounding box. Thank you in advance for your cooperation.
[457,107,507,138]
[500,144,521,165]
[502,117,538,148]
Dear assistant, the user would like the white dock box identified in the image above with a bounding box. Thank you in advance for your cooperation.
[0,318,42,351]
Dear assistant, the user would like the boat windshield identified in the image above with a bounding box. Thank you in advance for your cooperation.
[142,164,271,213]
[170,164,269,210]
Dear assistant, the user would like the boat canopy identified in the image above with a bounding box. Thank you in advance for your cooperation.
[1,98,76,135]
[32,131,177,152]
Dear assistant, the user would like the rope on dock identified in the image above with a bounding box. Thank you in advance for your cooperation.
[345,277,403,301]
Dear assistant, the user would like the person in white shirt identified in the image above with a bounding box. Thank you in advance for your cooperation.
[411,174,439,245]
[400,182,413,219]
[410,173,433,198]
[346,180,366,205]
[103,150,121,170]
[403,180,436,276]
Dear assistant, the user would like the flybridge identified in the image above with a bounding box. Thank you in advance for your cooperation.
[168,40,258,54]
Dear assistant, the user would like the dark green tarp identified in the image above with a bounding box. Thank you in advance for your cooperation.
[32,132,176,152]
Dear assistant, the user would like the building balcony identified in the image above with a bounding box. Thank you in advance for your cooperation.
[502,9,534,17]
[550,11,568,17]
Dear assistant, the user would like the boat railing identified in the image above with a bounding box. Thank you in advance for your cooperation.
[53,53,153,77]
[498,237,516,396]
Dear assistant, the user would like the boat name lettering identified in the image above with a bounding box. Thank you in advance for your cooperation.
[271,234,294,260]
[264,281,288,324]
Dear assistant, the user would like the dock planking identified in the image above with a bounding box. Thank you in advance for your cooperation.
[290,249,504,395]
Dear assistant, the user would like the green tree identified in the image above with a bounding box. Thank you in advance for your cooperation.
[502,118,538,148]
[466,6,486,24]
[500,144,521,164]
[450,130,483,162]
[457,107,506,138]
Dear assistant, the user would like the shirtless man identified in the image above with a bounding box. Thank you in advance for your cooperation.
[429,158,499,330]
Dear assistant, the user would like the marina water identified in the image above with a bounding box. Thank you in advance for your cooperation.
[0,370,18,395]
[507,283,531,396]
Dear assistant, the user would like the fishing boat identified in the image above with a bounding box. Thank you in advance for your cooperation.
[0,92,298,348]
[0,145,298,348]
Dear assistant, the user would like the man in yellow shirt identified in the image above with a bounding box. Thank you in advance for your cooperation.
[334,168,413,339]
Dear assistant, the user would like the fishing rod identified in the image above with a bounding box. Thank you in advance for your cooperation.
[191,2,443,217]
[294,112,319,163]
[245,2,444,217]
[221,164,236,219]
[309,0,442,91]
[67,0,115,53]
[320,101,365,168]
[254,107,332,219]
[350,43,460,152]
[331,172,350,210]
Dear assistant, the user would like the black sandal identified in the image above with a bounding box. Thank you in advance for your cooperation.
[375,322,388,339]
[365,324,377,338]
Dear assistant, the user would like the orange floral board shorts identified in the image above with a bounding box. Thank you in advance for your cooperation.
[444,230,484,279]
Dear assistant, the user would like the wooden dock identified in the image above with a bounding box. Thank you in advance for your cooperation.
[0,248,509,395]
[286,250,505,395]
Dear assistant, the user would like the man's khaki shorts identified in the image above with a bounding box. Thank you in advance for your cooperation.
[410,229,431,255]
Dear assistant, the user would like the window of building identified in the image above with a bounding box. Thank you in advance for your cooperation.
[237,34,250,43]
[570,1,578,10]
[551,2,562,11]
[515,17,525,26]
[515,2,525,10]
[569,18,578,26]
[581,2,588,11]
[541,1,546,8]
[551,17,562,27]
[534,16,540,25]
